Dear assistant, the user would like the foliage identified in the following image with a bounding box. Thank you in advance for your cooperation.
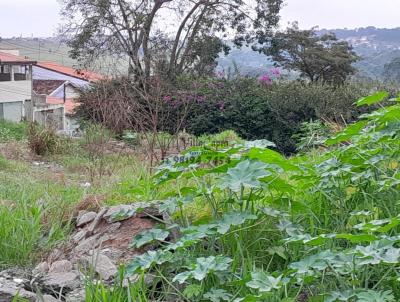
[83,123,114,184]
[292,120,332,151]
[84,269,149,302]
[263,22,359,85]
[27,123,67,155]
[182,78,378,154]
[115,92,400,301]
[61,0,283,79]
[0,120,27,142]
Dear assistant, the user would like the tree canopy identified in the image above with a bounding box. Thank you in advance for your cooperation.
[263,23,359,85]
[60,0,283,80]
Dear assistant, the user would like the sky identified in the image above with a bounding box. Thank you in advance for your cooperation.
[0,0,399,38]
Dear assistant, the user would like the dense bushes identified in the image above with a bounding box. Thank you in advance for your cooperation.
[0,119,27,142]
[180,78,376,153]
[27,123,68,155]
[76,77,390,154]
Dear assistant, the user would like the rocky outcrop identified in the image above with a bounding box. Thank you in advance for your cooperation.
[0,202,168,301]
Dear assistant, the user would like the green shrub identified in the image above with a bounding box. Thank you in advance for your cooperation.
[0,120,27,142]
[180,78,387,154]
[27,123,66,155]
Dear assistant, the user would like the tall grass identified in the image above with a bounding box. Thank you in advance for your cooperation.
[0,120,27,142]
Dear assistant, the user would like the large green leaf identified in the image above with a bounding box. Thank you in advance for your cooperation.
[246,272,282,292]
[355,91,389,107]
[216,212,258,234]
[356,290,395,302]
[218,160,269,192]
[130,228,169,248]
[173,256,232,283]
[126,250,173,275]
[325,120,368,145]
[203,288,232,302]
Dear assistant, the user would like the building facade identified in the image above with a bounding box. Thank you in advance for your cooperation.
[0,50,36,122]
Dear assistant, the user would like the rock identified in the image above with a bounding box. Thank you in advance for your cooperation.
[76,212,97,227]
[48,260,72,274]
[82,252,117,281]
[43,271,80,290]
[73,234,101,254]
[65,289,85,302]
[33,262,49,275]
[72,230,87,243]
[134,202,161,218]
[37,294,59,302]
[103,205,134,222]
[0,278,36,301]
[87,208,107,235]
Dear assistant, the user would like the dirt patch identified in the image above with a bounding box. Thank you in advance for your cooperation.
[0,141,33,161]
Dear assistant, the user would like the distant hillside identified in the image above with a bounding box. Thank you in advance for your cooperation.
[320,27,400,79]
[0,37,127,76]
[218,27,400,79]
[0,37,75,67]
[3,27,400,80]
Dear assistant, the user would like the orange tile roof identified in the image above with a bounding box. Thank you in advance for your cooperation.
[47,97,80,115]
[0,51,36,64]
[36,62,104,82]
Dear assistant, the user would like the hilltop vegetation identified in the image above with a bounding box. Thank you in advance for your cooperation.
[3,26,400,80]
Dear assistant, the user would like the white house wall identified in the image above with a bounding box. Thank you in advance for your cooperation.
[2,102,23,122]
[0,80,31,103]
[33,66,90,88]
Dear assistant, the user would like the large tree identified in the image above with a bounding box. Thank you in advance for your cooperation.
[60,0,283,80]
[263,23,359,85]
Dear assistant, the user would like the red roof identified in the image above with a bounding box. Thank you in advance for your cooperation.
[0,51,36,64]
[36,62,104,82]
[47,97,80,115]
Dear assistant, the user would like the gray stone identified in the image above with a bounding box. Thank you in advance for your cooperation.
[82,252,117,281]
[0,279,36,301]
[72,230,87,243]
[87,208,107,235]
[36,294,59,302]
[65,289,85,302]
[103,205,134,222]
[48,260,72,274]
[43,271,80,290]
[33,262,49,275]
[74,234,101,254]
[76,212,97,227]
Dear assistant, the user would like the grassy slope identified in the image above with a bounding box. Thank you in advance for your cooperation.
[0,121,156,268]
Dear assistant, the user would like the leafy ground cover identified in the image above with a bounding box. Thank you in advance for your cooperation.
[2,91,400,301]
[104,92,400,301]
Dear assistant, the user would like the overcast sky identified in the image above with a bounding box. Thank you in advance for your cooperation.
[0,0,399,38]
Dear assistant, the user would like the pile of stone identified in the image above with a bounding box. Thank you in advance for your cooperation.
[0,202,167,301]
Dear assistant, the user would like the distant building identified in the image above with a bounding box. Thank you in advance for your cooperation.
[0,50,36,122]
[32,62,103,133]
[0,50,103,132]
